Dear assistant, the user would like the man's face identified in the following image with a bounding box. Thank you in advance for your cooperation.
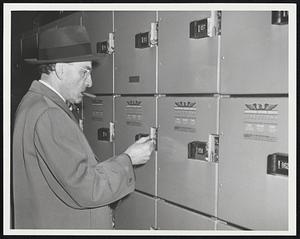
[59,61,93,104]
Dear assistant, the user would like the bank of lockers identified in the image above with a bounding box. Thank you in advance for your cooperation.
[114,11,157,94]
[158,11,220,94]
[83,96,114,161]
[220,11,288,94]
[157,199,216,230]
[157,96,219,216]
[115,97,157,196]
[218,97,288,230]
[114,191,156,229]
[82,12,114,94]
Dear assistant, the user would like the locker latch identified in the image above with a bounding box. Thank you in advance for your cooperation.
[97,122,114,142]
[267,153,288,176]
[272,11,288,25]
[97,32,114,54]
[135,22,158,48]
[190,11,221,39]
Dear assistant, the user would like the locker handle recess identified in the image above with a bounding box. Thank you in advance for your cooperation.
[98,122,114,142]
[267,153,288,176]
[272,11,288,25]
[187,134,219,162]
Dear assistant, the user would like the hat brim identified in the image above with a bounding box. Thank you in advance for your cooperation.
[24,54,101,64]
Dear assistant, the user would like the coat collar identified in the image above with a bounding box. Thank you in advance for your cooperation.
[28,80,78,123]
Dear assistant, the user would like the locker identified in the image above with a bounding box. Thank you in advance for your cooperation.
[83,96,113,161]
[158,11,220,94]
[220,11,288,94]
[216,221,241,230]
[114,11,157,94]
[114,191,156,229]
[157,96,219,216]
[218,97,288,230]
[115,97,157,196]
[82,11,114,94]
[157,200,215,230]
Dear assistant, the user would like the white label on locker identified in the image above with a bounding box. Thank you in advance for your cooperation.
[173,101,197,133]
[125,100,143,127]
[243,103,278,142]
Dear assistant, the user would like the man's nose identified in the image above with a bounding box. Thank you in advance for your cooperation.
[86,74,92,87]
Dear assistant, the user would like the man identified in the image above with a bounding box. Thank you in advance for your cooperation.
[12,25,154,229]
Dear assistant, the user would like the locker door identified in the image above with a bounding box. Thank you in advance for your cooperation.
[114,11,157,94]
[157,97,219,216]
[83,96,113,161]
[158,11,220,94]
[114,191,156,229]
[82,11,114,94]
[218,97,288,230]
[157,200,215,230]
[115,97,156,196]
[220,11,288,94]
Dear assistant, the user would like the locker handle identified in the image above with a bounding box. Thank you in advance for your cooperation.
[267,153,288,176]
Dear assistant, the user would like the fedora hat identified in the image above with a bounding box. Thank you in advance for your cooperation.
[24,25,99,64]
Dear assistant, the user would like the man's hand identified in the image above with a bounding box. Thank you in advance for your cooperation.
[124,136,155,165]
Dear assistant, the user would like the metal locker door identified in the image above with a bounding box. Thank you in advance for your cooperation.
[82,11,114,94]
[114,191,156,229]
[218,97,288,230]
[83,96,113,161]
[158,11,220,94]
[220,11,288,94]
[157,200,215,230]
[114,11,157,94]
[115,97,156,196]
[157,97,219,216]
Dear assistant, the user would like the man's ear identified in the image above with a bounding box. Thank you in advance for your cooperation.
[55,63,64,80]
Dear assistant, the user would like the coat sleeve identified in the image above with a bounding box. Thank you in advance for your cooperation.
[33,107,135,209]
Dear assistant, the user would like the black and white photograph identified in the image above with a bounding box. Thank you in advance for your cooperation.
[3,2,297,236]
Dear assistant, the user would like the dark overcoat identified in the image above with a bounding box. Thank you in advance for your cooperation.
[12,80,135,229]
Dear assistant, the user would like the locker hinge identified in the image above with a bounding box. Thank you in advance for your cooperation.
[109,121,115,142]
[207,134,219,163]
[150,127,158,151]
[96,32,114,55]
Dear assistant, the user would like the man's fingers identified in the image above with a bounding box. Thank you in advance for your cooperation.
[136,136,150,143]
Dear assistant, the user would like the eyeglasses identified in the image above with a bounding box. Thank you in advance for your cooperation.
[66,63,92,80]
